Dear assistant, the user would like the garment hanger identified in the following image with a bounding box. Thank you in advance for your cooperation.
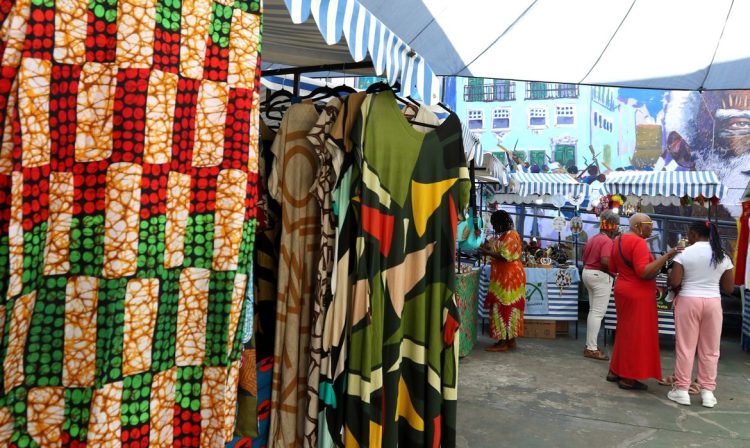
[332,84,356,96]
[264,88,292,112]
[437,101,453,114]
[295,85,340,104]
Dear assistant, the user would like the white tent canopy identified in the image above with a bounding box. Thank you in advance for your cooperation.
[491,172,589,205]
[358,0,750,90]
[263,0,441,102]
[600,170,727,207]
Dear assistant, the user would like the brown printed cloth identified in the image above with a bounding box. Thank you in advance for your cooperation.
[268,102,321,447]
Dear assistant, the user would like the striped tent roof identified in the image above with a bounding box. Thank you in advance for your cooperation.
[265,0,440,103]
[601,171,726,200]
[511,173,589,198]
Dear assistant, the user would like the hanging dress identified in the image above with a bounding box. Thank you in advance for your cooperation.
[484,230,526,340]
[268,102,321,447]
[344,91,470,447]
[303,98,343,447]
[0,1,262,447]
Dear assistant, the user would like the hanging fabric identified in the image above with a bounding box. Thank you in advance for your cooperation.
[303,97,344,447]
[342,91,470,447]
[0,1,262,447]
[268,102,322,447]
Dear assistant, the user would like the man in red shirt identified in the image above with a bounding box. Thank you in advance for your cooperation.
[582,210,620,360]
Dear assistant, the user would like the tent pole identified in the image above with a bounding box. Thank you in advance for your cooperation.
[261,61,373,77]
[293,72,301,96]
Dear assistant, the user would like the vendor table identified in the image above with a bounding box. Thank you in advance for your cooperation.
[456,267,481,357]
[478,265,581,337]
[602,276,676,345]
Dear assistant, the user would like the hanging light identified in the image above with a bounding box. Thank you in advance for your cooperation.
[534,198,544,205]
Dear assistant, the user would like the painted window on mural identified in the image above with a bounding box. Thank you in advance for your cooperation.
[492,108,511,130]
[468,109,484,130]
[556,105,575,126]
[466,77,485,101]
[555,144,576,168]
[529,150,547,168]
[513,150,527,162]
[494,80,514,101]
[529,107,547,127]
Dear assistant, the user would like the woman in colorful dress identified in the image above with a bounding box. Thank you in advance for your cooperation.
[479,210,526,352]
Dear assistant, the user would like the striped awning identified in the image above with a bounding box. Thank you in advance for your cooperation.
[511,173,589,198]
[601,171,726,200]
[271,0,440,103]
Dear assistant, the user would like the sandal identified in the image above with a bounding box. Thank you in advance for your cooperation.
[583,348,609,361]
[618,379,648,391]
[658,376,702,394]
[658,375,675,386]
[689,382,702,395]
[606,370,620,382]
[485,342,509,352]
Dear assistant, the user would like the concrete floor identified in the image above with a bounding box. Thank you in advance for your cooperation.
[456,327,750,448]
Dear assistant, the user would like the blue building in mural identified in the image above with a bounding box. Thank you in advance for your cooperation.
[452,78,638,172]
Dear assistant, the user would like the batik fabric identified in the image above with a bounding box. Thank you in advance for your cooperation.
[0,0,262,446]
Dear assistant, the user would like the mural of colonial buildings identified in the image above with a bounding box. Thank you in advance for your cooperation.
[452,78,633,171]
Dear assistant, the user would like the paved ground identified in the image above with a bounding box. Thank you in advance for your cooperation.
[456,327,750,448]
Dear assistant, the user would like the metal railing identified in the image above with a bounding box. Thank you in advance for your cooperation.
[525,82,579,100]
[484,204,737,267]
[464,83,516,102]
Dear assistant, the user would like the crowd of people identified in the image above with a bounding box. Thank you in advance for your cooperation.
[479,209,734,408]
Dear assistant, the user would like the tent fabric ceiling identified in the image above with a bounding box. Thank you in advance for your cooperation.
[263,0,441,102]
[358,0,750,90]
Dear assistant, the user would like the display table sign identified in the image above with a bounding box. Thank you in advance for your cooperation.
[478,265,581,336]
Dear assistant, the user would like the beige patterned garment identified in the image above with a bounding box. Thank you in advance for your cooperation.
[268,102,321,447]
[302,98,343,447]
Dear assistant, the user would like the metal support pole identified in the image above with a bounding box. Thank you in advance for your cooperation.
[293,72,301,97]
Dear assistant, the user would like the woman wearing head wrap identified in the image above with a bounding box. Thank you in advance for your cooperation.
[581,210,620,360]
[478,210,526,352]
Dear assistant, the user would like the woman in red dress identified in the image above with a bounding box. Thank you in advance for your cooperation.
[607,213,678,390]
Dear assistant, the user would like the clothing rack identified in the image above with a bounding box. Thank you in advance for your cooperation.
[261,61,374,96]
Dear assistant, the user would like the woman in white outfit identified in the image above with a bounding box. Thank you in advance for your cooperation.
[581,211,620,360]
[667,221,734,408]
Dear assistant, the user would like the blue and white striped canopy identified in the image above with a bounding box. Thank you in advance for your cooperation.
[511,173,589,198]
[601,171,726,200]
[266,0,440,103]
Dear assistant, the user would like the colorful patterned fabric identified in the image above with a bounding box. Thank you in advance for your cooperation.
[456,268,480,357]
[485,231,526,340]
[343,91,470,447]
[304,98,342,447]
[0,1,262,446]
[268,103,321,447]
[228,356,273,448]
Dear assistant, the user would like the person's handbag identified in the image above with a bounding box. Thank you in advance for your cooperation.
[457,208,485,251]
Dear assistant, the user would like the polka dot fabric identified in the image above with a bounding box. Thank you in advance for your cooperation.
[0,1,262,446]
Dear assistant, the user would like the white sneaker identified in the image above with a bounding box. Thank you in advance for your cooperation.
[667,387,691,406]
[701,389,717,408]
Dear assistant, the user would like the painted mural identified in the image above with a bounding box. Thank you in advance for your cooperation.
[448,78,750,219]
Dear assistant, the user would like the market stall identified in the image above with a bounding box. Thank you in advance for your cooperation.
[473,172,591,336]
[597,170,728,339]
[599,170,727,210]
